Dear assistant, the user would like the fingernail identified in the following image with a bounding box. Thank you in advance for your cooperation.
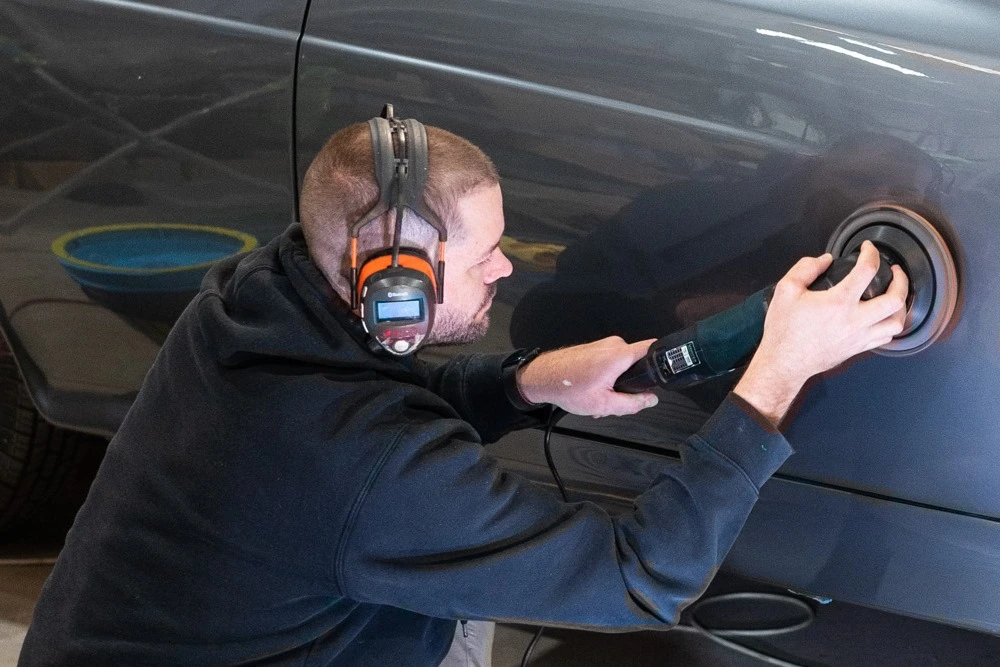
[645,395,659,408]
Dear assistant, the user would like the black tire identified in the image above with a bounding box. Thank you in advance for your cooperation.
[0,339,107,536]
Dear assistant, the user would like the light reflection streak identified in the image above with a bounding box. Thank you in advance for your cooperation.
[303,36,817,153]
[882,44,1000,77]
[839,38,896,56]
[756,29,926,78]
[790,22,850,36]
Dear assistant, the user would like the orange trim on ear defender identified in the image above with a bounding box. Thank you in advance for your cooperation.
[356,252,438,302]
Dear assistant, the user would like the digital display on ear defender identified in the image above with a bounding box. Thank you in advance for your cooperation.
[375,299,423,322]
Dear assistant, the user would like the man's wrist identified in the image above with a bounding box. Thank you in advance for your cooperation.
[515,362,544,406]
[515,355,547,407]
[501,348,544,410]
[733,360,806,427]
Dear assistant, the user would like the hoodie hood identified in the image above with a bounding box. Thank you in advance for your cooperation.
[199,223,417,382]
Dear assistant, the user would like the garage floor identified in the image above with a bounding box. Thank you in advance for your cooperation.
[4,515,1000,667]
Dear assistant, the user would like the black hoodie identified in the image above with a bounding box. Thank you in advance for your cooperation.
[20,224,792,666]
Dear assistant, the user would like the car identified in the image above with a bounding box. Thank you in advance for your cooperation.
[2,0,998,637]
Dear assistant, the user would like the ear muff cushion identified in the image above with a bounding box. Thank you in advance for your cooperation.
[356,251,437,302]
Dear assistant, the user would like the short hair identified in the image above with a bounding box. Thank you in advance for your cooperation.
[300,121,500,300]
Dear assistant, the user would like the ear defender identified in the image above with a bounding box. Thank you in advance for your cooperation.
[349,105,448,356]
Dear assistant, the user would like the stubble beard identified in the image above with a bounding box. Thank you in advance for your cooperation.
[426,284,497,346]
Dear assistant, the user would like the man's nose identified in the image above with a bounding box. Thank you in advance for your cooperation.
[489,252,514,282]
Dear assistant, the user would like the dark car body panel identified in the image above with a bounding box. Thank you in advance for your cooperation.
[489,427,1000,634]
[3,0,1000,634]
[0,0,302,433]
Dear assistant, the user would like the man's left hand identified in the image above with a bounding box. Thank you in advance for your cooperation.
[517,337,659,417]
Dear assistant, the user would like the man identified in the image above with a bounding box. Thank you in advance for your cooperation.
[20,118,907,666]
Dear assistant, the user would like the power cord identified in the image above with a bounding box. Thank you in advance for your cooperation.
[519,407,567,667]
[674,592,815,667]
[521,408,818,667]
[541,407,569,502]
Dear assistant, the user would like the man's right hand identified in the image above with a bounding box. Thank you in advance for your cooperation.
[734,240,909,426]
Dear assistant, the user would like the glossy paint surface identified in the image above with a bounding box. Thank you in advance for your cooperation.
[297,0,1000,517]
[0,0,302,432]
[3,0,1000,633]
[296,0,1000,630]
[489,427,1000,635]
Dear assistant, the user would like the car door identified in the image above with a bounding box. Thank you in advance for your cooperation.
[295,0,1000,634]
[0,0,307,433]
[0,1,308,531]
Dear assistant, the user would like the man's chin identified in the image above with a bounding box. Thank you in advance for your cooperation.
[426,315,490,347]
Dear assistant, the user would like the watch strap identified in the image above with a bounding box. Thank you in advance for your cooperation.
[501,347,543,411]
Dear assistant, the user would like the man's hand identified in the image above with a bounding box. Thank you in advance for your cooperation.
[735,240,909,426]
[517,337,659,417]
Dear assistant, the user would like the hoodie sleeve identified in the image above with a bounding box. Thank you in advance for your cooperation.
[336,394,792,629]
[416,351,547,443]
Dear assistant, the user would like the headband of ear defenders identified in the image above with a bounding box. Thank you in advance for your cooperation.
[348,105,448,310]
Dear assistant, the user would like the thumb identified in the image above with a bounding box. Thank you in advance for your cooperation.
[603,391,659,416]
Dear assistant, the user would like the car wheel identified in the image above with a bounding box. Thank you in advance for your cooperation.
[0,338,107,535]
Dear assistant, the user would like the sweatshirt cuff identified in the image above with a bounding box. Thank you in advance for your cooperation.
[465,352,549,425]
[693,393,794,491]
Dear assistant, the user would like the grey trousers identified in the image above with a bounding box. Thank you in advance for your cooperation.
[438,620,495,667]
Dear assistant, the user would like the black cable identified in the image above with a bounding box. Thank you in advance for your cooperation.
[288,0,313,221]
[542,406,568,502]
[525,409,818,667]
[677,592,817,667]
[519,407,568,667]
[519,626,545,667]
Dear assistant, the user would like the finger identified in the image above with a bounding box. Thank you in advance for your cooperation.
[838,241,881,301]
[604,391,659,416]
[629,339,657,364]
[782,253,834,288]
[605,339,657,379]
[885,264,910,302]
[870,313,906,341]
[857,266,909,325]
[863,335,895,352]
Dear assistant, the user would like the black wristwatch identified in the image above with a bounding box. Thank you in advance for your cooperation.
[501,347,543,411]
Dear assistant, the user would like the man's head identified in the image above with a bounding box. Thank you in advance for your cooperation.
[300,120,512,345]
